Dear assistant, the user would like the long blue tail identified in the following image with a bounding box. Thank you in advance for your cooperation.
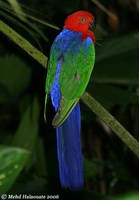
[56,104,83,190]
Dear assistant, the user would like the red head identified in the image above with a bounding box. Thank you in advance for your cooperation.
[64,10,95,43]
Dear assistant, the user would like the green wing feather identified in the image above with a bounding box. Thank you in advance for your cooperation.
[45,37,95,127]
[53,42,95,127]
[52,97,78,127]
[44,53,58,123]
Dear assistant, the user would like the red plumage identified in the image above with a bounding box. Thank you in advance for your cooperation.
[64,10,95,43]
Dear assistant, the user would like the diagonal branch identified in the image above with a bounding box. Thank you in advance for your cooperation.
[81,92,139,158]
[0,20,139,158]
[0,20,47,67]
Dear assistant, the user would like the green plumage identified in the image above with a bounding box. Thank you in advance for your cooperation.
[45,31,95,127]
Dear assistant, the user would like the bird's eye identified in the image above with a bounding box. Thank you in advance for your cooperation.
[80,17,86,23]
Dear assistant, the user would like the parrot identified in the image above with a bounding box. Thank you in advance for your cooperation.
[44,10,95,190]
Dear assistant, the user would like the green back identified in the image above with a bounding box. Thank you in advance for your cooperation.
[45,34,95,126]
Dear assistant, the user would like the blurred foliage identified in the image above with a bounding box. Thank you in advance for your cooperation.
[0,55,31,98]
[0,145,29,194]
[0,0,139,199]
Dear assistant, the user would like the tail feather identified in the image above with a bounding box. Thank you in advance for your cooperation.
[56,104,83,190]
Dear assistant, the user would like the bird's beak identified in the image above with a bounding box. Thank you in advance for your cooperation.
[88,19,95,32]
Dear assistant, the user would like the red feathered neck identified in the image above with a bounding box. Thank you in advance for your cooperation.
[64,11,95,43]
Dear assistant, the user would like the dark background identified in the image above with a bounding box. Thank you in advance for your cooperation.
[0,0,139,199]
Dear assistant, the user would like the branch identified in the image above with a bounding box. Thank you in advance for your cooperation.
[81,92,139,158]
[0,20,47,67]
[0,20,139,158]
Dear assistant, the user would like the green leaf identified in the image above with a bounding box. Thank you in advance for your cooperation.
[115,192,139,200]
[0,145,29,194]
[93,52,139,85]
[93,32,139,86]
[8,0,27,22]
[83,189,115,200]
[0,0,59,44]
[0,55,31,97]
[83,157,97,180]
[87,83,139,109]
[6,0,59,30]
[0,84,11,104]
[12,96,40,169]
[0,10,43,49]
[10,177,48,194]
[96,32,139,63]
[34,138,47,177]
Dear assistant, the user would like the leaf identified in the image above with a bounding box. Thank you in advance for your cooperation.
[92,32,139,87]
[93,32,139,85]
[115,192,139,200]
[0,55,31,97]
[10,177,48,194]
[0,0,59,44]
[93,50,139,85]
[8,0,27,22]
[0,84,11,104]
[87,83,139,109]
[21,11,59,30]
[7,1,59,30]
[82,83,139,123]
[0,1,48,43]
[83,190,116,200]
[0,10,43,49]
[34,138,47,177]
[91,0,117,20]
[96,32,139,63]
[83,157,97,180]
[0,145,29,194]
[11,96,40,169]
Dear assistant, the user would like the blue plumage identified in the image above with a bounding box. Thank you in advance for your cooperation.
[49,29,93,190]
[45,9,96,191]
[56,104,83,190]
